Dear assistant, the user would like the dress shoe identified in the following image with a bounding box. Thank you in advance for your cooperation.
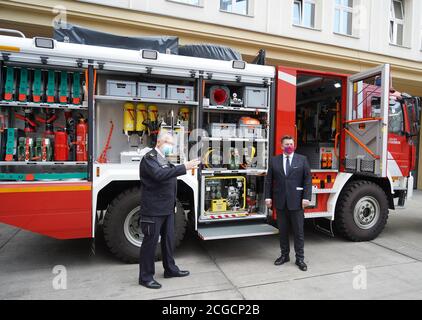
[139,280,162,289]
[164,270,190,278]
[274,255,290,266]
[295,260,308,271]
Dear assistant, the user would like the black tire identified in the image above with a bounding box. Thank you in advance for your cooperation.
[103,187,187,264]
[334,180,389,241]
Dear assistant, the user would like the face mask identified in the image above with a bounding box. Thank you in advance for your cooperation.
[283,146,294,155]
[161,144,173,156]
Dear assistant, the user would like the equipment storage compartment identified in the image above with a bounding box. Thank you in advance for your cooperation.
[202,82,270,173]
[294,73,342,170]
[200,79,272,224]
[138,82,166,99]
[201,174,267,220]
[94,71,198,164]
[0,63,89,182]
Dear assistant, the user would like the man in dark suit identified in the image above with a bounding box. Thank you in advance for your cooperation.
[139,132,200,289]
[265,135,312,271]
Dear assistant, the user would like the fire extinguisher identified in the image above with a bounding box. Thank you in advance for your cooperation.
[54,129,69,161]
[76,116,88,161]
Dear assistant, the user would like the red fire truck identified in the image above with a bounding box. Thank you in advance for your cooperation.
[0,32,419,263]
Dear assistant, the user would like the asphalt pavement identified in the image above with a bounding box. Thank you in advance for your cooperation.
[1,191,422,300]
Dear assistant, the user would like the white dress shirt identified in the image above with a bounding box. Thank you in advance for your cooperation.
[283,152,294,175]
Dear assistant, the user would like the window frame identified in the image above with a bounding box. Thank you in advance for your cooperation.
[220,0,250,16]
[389,0,405,46]
[292,0,316,29]
[166,0,203,7]
[334,0,354,36]
[388,101,405,135]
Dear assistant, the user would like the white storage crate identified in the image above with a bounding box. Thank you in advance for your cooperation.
[120,148,152,163]
[244,87,268,109]
[167,85,194,101]
[209,123,237,138]
[106,80,137,97]
[238,124,264,139]
[138,83,166,99]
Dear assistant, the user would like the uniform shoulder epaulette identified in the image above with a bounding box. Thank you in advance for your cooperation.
[146,149,157,158]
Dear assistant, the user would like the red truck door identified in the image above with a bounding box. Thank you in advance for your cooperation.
[343,64,391,177]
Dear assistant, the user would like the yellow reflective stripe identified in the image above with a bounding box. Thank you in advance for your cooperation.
[0,45,20,52]
[0,186,91,193]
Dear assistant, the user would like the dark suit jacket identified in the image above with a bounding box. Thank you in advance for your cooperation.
[264,153,312,211]
[139,149,186,216]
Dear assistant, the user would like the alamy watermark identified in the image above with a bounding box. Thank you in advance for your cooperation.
[352,265,367,290]
[52,265,67,290]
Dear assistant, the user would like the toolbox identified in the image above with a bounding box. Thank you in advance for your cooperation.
[238,123,264,139]
[243,87,268,109]
[106,80,137,97]
[138,82,166,99]
[167,85,194,101]
[209,123,237,138]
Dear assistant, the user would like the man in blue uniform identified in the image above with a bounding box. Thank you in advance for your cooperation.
[139,132,200,289]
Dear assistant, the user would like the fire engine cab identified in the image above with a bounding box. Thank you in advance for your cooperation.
[0,32,419,263]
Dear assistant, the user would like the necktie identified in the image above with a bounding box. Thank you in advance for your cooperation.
[285,155,291,175]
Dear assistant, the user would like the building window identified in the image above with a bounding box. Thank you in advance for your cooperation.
[390,0,405,46]
[293,0,316,29]
[168,0,201,6]
[220,0,249,15]
[334,0,353,35]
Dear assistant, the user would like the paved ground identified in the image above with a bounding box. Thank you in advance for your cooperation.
[1,191,422,300]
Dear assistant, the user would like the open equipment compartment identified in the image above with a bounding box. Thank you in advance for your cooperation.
[0,60,89,182]
[94,70,199,165]
[295,73,343,171]
[199,78,272,223]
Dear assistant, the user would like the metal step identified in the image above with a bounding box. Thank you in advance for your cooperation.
[197,222,278,240]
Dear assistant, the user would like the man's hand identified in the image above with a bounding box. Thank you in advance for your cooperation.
[265,199,272,209]
[302,199,311,209]
[185,158,201,171]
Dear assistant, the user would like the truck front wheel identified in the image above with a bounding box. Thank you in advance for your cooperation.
[103,187,187,263]
[335,180,389,241]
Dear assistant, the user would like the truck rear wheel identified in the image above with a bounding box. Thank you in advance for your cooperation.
[103,187,187,264]
[335,180,389,241]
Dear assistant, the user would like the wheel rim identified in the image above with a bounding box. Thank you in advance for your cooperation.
[353,196,380,230]
[123,206,143,247]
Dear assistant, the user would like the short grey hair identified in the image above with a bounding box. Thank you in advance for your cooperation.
[157,131,174,144]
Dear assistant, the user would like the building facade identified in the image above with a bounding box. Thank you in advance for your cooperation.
[1,0,422,187]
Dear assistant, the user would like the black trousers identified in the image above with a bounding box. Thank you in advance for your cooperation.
[139,214,179,283]
[276,206,305,261]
